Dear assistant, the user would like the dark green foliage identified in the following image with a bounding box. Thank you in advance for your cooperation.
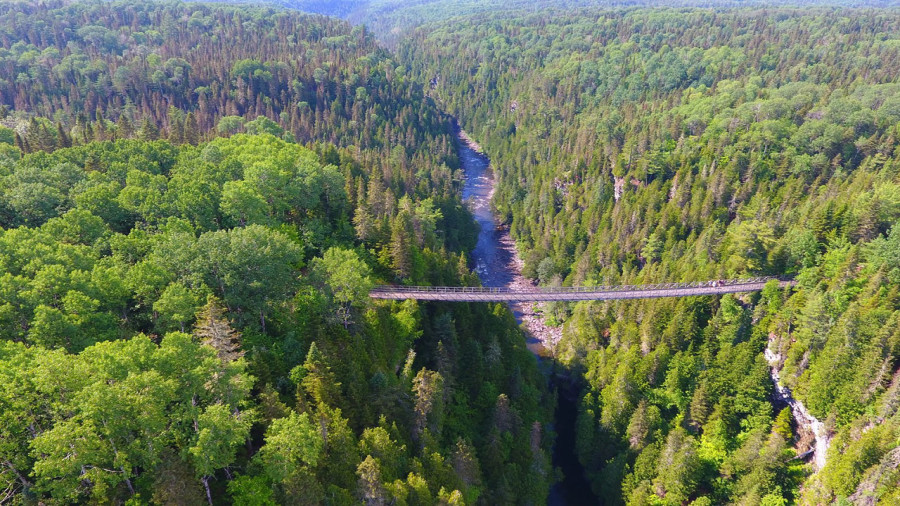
[0,0,460,203]
[0,3,547,496]
[0,129,552,502]
[397,5,900,504]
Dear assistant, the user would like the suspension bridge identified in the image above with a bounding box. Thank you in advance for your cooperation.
[369,277,795,302]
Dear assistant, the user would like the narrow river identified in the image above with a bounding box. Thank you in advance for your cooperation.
[457,131,599,505]
[456,129,829,504]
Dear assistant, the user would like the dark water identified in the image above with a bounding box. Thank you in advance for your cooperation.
[549,383,598,505]
[458,133,598,506]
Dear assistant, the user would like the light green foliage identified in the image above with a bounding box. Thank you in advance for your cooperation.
[0,1,623,504]
[1,334,253,503]
[189,403,254,478]
[258,411,324,482]
[652,428,701,504]
[0,130,548,503]
[219,180,270,227]
[190,225,302,326]
[228,475,277,505]
[821,424,898,498]
[217,116,245,136]
[0,125,14,145]
[309,247,373,326]
[360,427,407,482]
[725,220,776,275]
[294,341,342,407]
[153,281,201,332]
[399,6,900,504]
[244,116,284,137]
[773,408,793,441]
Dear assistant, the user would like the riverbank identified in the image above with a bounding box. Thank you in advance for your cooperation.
[456,127,596,505]
[456,130,563,356]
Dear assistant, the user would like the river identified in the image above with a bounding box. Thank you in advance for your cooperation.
[457,131,599,505]
[456,129,831,505]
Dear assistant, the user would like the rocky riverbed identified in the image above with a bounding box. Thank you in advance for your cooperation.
[765,333,831,470]
[457,128,592,505]
[457,131,563,355]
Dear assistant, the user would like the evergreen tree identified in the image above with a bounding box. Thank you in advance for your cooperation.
[139,117,159,141]
[185,112,200,145]
[356,456,386,506]
[194,296,243,362]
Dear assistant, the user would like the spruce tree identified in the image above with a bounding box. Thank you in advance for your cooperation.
[55,123,71,148]
[194,296,243,362]
[184,112,200,145]
[139,117,159,141]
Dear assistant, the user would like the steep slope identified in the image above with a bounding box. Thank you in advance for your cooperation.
[0,2,555,503]
[399,7,900,503]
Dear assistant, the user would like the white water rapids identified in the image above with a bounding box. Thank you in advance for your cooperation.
[764,337,831,470]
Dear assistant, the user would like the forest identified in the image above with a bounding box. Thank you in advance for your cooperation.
[398,5,900,505]
[0,2,553,504]
[4,0,900,504]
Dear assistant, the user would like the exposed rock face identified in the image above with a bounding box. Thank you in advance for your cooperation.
[614,176,624,202]
[765,333,831,470]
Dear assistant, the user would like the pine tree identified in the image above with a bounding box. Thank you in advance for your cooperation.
[83,121,94,143]
[451,438,482,489]
[168,107,184,144]
[38,123,55,151]
[184,112,200,145]
[356,456,385,506]
[296,342,341,407]
[390,211,413,280]
[139,117,159,141]
[688,380,711,433]
[773,407,793,440]
[14,132,25,153]
[117,115,134,138]
[95,108,106,141]
[55,123,71,148]
[412,368,444,444]
[193,296,243,362]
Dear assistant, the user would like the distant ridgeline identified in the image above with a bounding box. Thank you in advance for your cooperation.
[400,6,900,505]
[0,0,450,164]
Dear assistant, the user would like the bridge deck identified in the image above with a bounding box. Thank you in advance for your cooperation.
[370,277,794,302]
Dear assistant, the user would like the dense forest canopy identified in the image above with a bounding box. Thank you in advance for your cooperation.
[0,2,555,504]
[6,0,900,504]
[398,5,900,504]
[0,0,455,174]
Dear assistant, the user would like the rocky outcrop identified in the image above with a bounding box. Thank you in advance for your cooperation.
[765,333,831,470]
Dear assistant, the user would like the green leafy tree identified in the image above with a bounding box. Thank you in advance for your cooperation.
[154,282,201,332]
[189,403,254,504]
[309,247,373,327]
[220,180,270,227]
[258,411,324,483]
[228,475,277,505]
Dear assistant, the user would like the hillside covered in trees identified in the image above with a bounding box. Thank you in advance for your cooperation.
[399,6,900,504]
[0,2,554,504]
[7,0,900,504]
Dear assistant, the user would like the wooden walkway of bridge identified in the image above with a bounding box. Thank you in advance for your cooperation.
[370,277,795,302]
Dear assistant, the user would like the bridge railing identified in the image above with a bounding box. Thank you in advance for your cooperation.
[370,276,792,295]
